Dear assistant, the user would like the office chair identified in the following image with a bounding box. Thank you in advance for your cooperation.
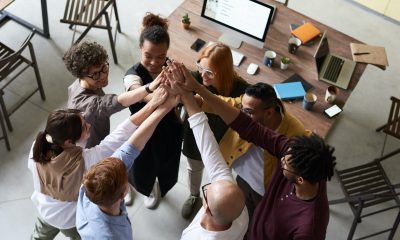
[329,153,400,240]
[376,96,400,158]
[60,0,121,64]
[0,29,46,132]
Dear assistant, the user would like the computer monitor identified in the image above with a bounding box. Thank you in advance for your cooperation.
[201,0,274,49]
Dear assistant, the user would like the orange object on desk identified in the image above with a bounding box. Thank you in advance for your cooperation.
[291,22,321,44]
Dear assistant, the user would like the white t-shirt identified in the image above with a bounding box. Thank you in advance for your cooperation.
[181,112,249,240]
[181,207,249,240]
[232,145,265,195]
[28,119,137,229]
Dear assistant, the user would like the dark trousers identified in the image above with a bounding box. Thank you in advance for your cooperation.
[236,175,263,239]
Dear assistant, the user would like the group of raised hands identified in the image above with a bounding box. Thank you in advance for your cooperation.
[147,60,203,112]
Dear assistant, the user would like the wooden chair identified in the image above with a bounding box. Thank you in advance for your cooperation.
[274,0,289,7]
[329,153,400,240]
[376,96,400,158]
[60,0,121,64]
[0,29,46,132]
[0,109,10,151]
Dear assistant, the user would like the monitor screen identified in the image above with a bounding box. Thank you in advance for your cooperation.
[201,0,274,46]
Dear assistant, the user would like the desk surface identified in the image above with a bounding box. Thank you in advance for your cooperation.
[167,0,366,138]
[0,0,14,10]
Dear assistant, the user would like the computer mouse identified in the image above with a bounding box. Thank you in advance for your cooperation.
[247,63,259,75]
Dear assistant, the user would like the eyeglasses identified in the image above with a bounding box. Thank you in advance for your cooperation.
[238,103,272,116]
[281,158,298,175]
[86,62,109,81]
[201,183,213,216]
[196,61,215,78]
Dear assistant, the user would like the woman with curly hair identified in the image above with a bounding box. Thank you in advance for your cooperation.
[123,12,183,209]
[63,40,162,149]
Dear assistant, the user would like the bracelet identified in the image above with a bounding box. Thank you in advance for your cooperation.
[144,83,153,93]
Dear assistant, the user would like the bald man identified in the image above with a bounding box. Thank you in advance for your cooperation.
[179,86,248,240]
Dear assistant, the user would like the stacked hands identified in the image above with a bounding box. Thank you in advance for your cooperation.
[150,59,201,108]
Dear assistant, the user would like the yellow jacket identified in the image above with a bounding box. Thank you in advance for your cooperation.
[204,95,309,190]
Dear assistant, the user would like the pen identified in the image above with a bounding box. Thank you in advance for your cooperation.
[353,52,370,55]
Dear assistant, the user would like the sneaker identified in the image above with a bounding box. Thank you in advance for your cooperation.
[124,184,134,206]
[181,195,202,219]
[144,181,161,209]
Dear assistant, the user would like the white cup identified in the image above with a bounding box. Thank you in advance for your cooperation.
[325,86,339,104]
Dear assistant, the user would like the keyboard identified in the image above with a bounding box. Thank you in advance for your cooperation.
[323,55,344,83]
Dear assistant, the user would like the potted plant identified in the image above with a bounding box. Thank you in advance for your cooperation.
[182,13,191,29]
[280,56,291,70]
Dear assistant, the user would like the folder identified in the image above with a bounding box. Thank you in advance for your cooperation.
[273,82,305,101]
[350,43,389,70]
[282,73,314,92]
[291,22,321,44]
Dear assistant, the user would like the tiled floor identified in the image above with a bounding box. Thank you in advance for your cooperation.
[0,0,399,239]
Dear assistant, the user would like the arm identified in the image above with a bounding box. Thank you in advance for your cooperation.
[118,72,164,106]
[180,65,240,125]
[180,89,233,182]
[179,65,288,158]
[111,93,176,170]
[82,88,168,169]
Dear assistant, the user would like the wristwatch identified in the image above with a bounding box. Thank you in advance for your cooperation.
[144,83,153,93]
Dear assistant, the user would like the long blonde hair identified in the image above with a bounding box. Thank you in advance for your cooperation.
[198,43,238,96]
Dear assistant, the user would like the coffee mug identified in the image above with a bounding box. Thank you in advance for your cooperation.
[303,92,317,110]
[263,50,276,68]
[325,86,339,104]
[288,37,301,54]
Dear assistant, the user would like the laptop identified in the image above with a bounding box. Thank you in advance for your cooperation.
[314,31,356,89]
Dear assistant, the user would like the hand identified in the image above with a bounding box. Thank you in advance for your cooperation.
[159,88,180,111]
[178,64,201,92]
[150,71,167,91]
[165,60,185,83]
[148,86,168,109]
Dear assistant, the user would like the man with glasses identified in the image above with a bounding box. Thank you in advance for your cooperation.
[63,40,162,149]
[176,83,249,240]
[202,82,309,236]
[176,64,337,240]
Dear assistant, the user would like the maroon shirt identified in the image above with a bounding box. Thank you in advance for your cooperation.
[230,111,329,240]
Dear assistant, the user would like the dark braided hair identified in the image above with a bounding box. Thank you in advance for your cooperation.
[286,133,336,184]
[139,12,169,48]
[245,82,284,113]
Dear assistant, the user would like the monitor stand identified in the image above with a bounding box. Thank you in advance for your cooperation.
[218,33,242,49]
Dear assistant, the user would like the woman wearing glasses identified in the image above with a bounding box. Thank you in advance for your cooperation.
[122,13,183,209]
[181,42,249,219]
[64,40,162,149]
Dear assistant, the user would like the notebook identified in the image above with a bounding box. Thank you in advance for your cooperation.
[314,31,356,90]
[273,82,305,101]
[282,73,314,92]
[291,22,321,44]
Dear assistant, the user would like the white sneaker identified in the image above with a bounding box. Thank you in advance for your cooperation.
[124,184,134,206]
[144,181,161,209]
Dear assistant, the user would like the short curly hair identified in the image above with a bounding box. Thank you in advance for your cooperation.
[63,40,108,78]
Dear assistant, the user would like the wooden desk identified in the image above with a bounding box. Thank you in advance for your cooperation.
[0,0,49,38]
[167,0,366,138]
